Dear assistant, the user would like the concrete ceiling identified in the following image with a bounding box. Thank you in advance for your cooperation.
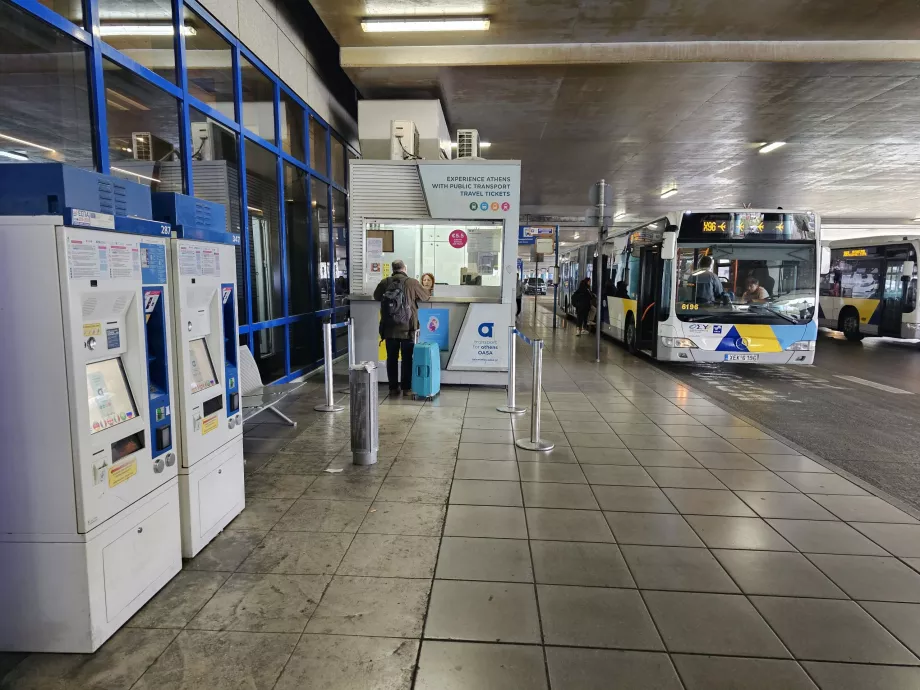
[312,0,920,46]
[309,0,920,223]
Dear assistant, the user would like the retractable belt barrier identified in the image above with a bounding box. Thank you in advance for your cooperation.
[497,327,554,451]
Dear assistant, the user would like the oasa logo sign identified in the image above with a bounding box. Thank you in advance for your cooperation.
[448,229,468,248]
[478,322,494,337]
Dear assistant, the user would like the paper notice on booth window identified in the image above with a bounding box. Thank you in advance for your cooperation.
[178,245,200,276]
[108,244,137,279]
[67,239,102,279]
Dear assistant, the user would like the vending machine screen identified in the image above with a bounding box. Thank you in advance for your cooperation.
[87,358,139,434]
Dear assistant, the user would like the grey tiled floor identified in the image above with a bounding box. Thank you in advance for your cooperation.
[6,326,920,690]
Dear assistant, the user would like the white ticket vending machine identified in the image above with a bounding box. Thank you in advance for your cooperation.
[152,193,244,558]
[0,163,181,653]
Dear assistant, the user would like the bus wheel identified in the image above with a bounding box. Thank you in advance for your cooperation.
[625,317,638,354]
[840,309,864,342]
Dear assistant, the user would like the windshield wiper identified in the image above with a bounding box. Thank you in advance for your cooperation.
[759,305,798,324]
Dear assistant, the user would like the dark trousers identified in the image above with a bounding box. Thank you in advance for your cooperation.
[516,297,522,315]
[576,308,589,329]
[385,338,414,390]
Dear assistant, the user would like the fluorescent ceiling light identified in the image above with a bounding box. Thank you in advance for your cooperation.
[759,141,786,154]
[614,211,626,219]
[573,233,580,239]
[479,142,491,149]
[0,132,55,153]
[111,166,161,184]
[660,187,678,199]
[106,88,149,111]
[99,25,196,37]
[912,216,920,222]
[0,151,29,161]
[361,16,490,32]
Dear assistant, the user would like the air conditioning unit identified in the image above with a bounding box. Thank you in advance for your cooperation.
[390,120,419,160]
[131,133,174,161]
[457,129,481,159]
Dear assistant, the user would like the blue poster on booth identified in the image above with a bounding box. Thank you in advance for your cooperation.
[418,308,449,350]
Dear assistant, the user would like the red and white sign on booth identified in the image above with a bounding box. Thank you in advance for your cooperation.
[448,229,468,248]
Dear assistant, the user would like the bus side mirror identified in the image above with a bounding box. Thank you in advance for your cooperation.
[820,246,831,275]
[662,233,676,260]
[902,260,915,280]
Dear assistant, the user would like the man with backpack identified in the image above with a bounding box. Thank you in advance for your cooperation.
[373,260,431,393]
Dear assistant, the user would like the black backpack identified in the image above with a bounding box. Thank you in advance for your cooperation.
[380,276,412,330]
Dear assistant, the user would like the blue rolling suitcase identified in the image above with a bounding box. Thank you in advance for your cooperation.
[412,342,441,399]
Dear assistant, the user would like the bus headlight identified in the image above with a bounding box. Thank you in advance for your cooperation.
[786,340,815,351]
[661,337,697,348]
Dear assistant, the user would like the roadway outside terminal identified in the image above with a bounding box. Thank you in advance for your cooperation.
[534,295,920,513]
[658,331,920,513]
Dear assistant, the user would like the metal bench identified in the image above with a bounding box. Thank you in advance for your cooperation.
[240,345,307,427]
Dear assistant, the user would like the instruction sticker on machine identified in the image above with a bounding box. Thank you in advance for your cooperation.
[67,239,103,279]
[178,244,201,276]
[108,458,137,488]
[108,244,139,279]
[199,248,220,277]
[201,416,218,435]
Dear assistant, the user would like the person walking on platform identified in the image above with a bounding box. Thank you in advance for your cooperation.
[516,275,523,319]
[572,278,592,335]
[374,260,431,394]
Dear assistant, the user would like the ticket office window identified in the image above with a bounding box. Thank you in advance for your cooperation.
[363,221,502,293]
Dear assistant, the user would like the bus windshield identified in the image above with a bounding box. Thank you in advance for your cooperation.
[675,243,817,325]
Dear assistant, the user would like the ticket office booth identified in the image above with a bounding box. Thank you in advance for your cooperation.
[152,193,244,558]
[0,164,181,653]
[349,160,521,385]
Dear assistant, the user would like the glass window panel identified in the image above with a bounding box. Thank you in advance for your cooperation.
[241,56,275,142]
[235,245,248,326]
[97,0,175,83]
[245,140,282,323]
[284,163,310,315]
[183,8,234,113]
[346,148,357,187]
[252,326,285,382]
[289,318,318,372]
[188,108,244,323]
[332,189,348,301]
[333,320,349,357]
[0,1,94,168]
[309,116,327,175]
[281,92,304,161]
[104,58,183,191]
[311,178,331,310]
[36,0,83,26]
[331,137,345,187]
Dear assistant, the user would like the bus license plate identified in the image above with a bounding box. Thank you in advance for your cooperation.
[725,354,758,362]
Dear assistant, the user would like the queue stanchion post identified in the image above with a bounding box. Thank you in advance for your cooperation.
[514,339,554,451]
[314,319,345,412]
[347,318,356,369]
[497,326,526,414]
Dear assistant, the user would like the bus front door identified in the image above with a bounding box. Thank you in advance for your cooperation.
[637,246,662,351]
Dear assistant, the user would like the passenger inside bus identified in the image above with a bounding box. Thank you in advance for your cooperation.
[741,276,770,303]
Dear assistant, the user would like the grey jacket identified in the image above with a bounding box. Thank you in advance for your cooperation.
[373,272,431,340]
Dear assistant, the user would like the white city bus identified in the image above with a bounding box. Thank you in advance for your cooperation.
[561,210,821,364]
[819,236,918,341]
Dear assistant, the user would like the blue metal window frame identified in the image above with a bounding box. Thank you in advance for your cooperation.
[6,0,355,382]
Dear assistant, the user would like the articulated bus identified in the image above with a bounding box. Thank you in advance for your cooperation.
[819,236,918,341]
[560,210,821,364]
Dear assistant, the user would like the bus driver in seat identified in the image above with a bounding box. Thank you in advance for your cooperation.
[691,255,724,305]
